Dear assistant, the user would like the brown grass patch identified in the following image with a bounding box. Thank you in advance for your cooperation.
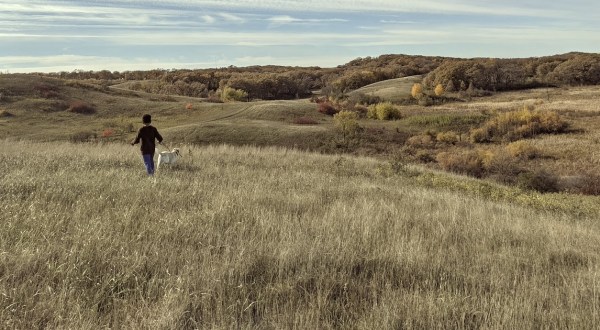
[67,100,96,114]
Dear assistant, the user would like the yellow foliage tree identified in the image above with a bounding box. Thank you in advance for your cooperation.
[411,83,423,99]
[434,84,444,96]
[333,110,360,148]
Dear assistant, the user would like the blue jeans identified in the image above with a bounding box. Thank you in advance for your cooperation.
[142,154,155,175]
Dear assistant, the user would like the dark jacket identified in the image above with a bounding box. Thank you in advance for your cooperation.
[132,125,163,155]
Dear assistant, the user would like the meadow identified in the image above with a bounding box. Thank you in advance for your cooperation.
[1,139,600,329]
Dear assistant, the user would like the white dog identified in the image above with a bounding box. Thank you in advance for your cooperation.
[157,148,181,170]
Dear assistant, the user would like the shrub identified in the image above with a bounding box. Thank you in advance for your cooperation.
[221,86,248,102]
[34,83,60,99]
[436,131,459,144]
[480,149,522,182]
[353,104,369,118]
[434,84,444,96]
[415,150,435,163]
[411,83,423,99]
[102,129,114,138]
[317,101,339,116]
[347,92,382,106]
[206,91,224,103]
[367,102,401,120]
[417,95,434,106]
[406,134,435,148]
[293,117,319,125]
[506,140,539,159]
[469,106,568,143]
[578,174,600,195]
[333,110,360,148]
[310,96,328,104]
[68,100,96,114]
[516,169,559,193]
[469,127,492,143]
[436,150,485,178]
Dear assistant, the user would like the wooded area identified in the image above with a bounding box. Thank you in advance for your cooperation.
[39,52,600,100]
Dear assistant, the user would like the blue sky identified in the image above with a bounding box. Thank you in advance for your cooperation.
[1,0,599,73]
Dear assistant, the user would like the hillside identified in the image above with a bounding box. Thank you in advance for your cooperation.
[347,75,423,103]
[3,73,600,197]
[1,140,599,328]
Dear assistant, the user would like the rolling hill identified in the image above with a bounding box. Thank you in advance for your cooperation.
[348,75,423,102]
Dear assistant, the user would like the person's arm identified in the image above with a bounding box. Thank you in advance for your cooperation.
[131,128,141,145]
[155,127,163,144]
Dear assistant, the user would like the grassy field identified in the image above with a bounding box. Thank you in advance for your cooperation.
[348,75,423,103]
[3,73,600,327]
[1,139,599,329]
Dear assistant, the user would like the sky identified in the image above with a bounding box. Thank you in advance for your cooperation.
[1,0,599,73]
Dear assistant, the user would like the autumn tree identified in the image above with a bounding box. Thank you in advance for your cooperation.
[334,110,361,149]
[411,83,424,99]
[221,86,248,102]
[434,84,444,96]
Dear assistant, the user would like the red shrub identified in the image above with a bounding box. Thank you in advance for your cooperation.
[102,129,114,138]
[317,102,339,116]
[68,100,96,114]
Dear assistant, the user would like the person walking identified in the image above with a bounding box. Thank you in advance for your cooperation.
[131,114,163,175]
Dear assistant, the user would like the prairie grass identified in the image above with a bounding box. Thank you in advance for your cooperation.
[1,140,599,329]
[403,113,488,129]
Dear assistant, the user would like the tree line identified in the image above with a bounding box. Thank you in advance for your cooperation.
[38,52,600,100]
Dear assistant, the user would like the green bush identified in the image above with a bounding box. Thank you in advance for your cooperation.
[516,169,559,193]
[221,86,248,102]
[333,110,361,149]
[367,102,401,120]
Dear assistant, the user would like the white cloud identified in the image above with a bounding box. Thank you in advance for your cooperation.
[202,15,216,24]
[0,54,214,72]
[128,0,573,18]
[0,53,353,72]
[217,13,245,23]
[267,15,347,24]
[268,15,300,23]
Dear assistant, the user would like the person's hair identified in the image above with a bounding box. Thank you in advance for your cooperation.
[142,114,151,124]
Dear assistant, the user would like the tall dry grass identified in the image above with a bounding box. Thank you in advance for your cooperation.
[1,140,599,329]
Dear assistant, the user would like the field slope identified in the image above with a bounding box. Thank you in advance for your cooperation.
[1,140,599,329]
[348,75,423,102]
